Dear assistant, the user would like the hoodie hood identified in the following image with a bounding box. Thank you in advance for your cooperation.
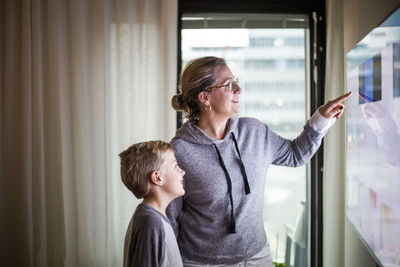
[172,115,239,145]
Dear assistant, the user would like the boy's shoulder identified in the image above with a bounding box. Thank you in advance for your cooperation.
[125,204,183,267]
[126,204,166,247]
[124,204,170,267]
[132,203,165,231]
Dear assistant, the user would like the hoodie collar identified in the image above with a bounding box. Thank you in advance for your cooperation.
[172,115,239,145]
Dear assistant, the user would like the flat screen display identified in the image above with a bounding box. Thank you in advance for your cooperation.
[346,6,400,267]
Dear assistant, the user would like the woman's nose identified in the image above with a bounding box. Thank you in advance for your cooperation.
[234,84,242,94]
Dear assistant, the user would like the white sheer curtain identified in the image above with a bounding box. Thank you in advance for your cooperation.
[0,0,177,266]
[323,0,346,266]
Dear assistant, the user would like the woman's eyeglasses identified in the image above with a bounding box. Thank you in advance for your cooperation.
[205,78,240,93]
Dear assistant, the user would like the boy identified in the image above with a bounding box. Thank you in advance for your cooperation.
[119,141,185,267]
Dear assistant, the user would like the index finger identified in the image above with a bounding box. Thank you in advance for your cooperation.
[331,91,352,105]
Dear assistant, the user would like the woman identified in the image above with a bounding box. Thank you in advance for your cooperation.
[167,56,351,266]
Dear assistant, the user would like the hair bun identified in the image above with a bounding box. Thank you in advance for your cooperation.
[171,93,185,111]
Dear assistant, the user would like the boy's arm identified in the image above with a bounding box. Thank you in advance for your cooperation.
[129,217,165,267]
[166,196,183,237]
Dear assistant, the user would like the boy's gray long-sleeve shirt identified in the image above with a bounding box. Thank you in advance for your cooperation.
[166,115,326,264]
[124,203,183,267]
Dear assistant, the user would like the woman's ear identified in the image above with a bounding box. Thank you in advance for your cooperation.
[198,91,210,106]
[149,171,163,185]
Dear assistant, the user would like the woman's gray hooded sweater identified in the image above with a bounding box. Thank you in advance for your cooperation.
[166,115,325,264]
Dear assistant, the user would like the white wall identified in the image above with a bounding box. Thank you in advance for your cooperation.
[343,0,399,53]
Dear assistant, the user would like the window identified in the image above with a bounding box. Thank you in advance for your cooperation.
[250,37,275,47]
[181,14,309,266]
[178,2,326,266]
[244,59,277,69]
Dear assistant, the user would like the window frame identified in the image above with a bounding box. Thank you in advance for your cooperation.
[176,1,326,266]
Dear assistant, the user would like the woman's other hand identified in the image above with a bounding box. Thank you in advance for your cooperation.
[319,91,352,119]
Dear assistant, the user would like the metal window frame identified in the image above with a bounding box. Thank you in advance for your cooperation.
[176,1,325,266]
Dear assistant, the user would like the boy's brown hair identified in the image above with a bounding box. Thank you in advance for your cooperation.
[119,141,173,199]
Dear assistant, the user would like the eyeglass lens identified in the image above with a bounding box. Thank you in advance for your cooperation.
[230,79,239,92]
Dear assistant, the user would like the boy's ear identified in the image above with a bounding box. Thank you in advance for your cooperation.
[198,91,210,106]
[149,171,163,185]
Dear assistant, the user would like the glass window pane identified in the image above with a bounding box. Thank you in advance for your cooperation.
[181,15,309,266]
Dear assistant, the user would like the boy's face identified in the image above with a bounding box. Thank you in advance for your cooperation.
[159,150,185,197]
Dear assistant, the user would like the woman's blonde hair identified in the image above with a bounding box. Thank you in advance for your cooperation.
[172,56,226,121]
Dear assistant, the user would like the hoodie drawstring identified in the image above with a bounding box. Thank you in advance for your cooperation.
[213,144,236,234]
[231,133,251,195]
[213,133,250,234]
